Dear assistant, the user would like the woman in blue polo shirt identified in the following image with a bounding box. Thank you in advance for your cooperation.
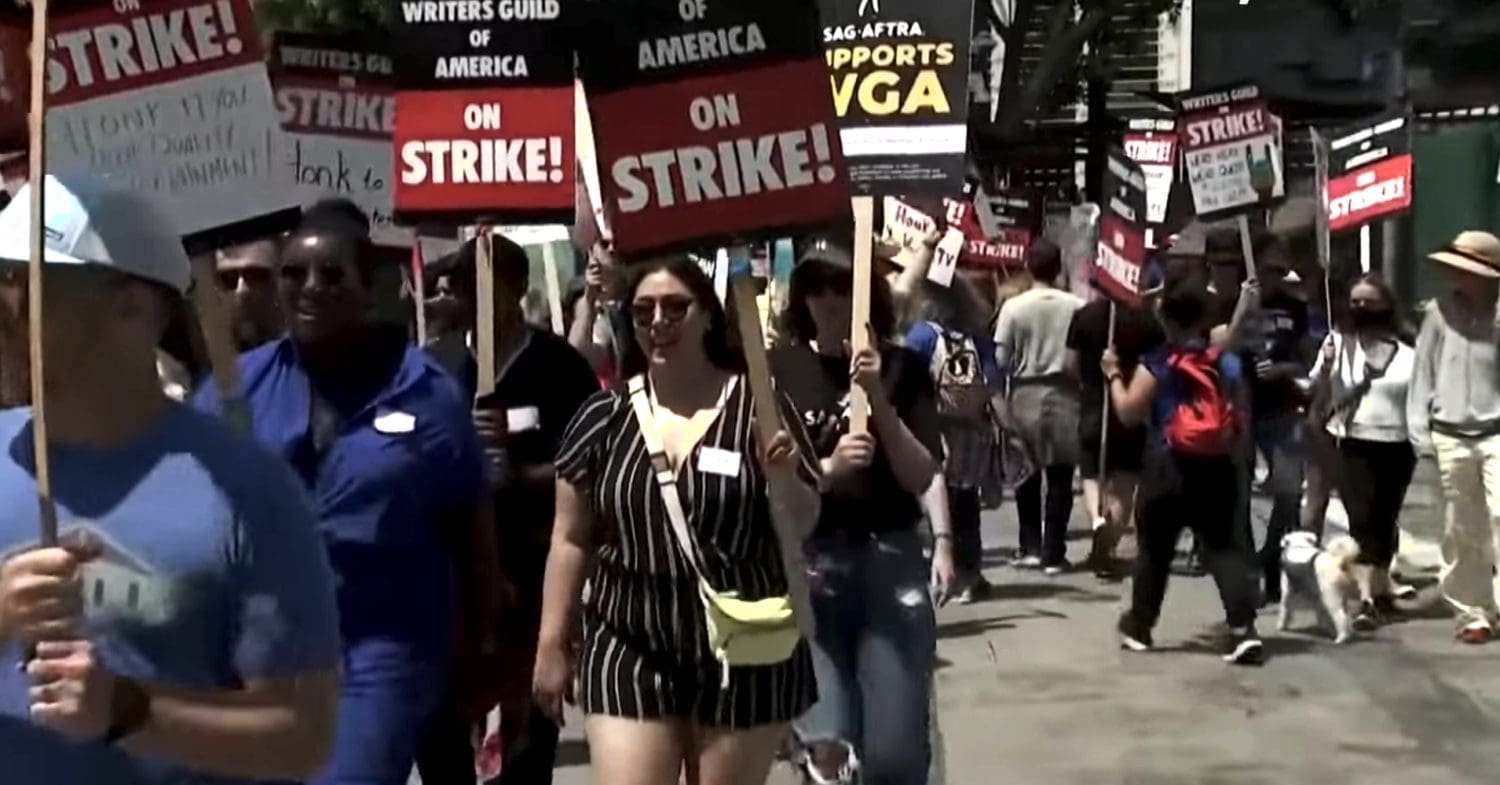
[196,200,496,785]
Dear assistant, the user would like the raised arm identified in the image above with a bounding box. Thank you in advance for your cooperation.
[1407,304,1442,457]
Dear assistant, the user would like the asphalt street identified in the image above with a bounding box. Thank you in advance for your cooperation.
[528,459,1500,784]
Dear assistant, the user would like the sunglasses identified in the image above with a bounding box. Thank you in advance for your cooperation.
[279,263,349,287]
[218,267,274,290]
[630,295,694,329]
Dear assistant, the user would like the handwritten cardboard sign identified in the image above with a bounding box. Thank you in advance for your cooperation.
[270,33,412,246]
[1178,84,1284,219]
[579,0,849,255]
[393,0,575,223]
[1326,113,1412,234]
[42,0,295,239]
[818,0,974,195]
[1094,149,1147,305]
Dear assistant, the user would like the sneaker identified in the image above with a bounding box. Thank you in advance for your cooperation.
[1012,554,1043,570]
[1457,620,1494,645]
[1223,628,1266,665]
[1352,601,1379,633]
[1043,560,1071,577]
[952,575,992,605]
[1117,613,1153,652]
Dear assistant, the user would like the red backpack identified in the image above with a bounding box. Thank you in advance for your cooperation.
[1163,346,1239,456]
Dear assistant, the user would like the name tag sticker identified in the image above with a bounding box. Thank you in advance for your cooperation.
[506,406,542,434]
[697,447,743,478]
[373,409,416,434]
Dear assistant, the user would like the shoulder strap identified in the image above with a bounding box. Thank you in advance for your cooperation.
[627,375,705,579]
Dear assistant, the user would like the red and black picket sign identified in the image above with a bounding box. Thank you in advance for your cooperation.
[943,194,1027,271]
[1177,83,1284,220]
[577,0,850,256]
[1094,148,1147,306]
[392,0,575,224]
[1326,112,1412,234]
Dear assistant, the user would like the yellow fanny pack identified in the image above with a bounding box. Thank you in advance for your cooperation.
[627,376,800,683]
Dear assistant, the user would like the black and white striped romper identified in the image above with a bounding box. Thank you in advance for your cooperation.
[555,377,820,728]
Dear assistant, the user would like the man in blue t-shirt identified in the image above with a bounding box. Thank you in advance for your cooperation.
[0,176,340,783]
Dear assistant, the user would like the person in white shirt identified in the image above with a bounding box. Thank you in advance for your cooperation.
[995,239,1084,573]
[1310,273,1416,630]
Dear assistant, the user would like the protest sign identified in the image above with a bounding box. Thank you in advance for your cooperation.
[578,0,849,255]
[0,19,26,152]
[925,225,964,287]
[393,0,574,223]
[961,189,1032,270]
[42,0,296,241]
[1326,113,1412,235]
[270,33,410,246]
[1178,84,1284,219]
[1310,126,1331,269]
[1094,149,1147,305]
[882,196,937,251]
[819,0,973,195]
[1123,125,1176,226]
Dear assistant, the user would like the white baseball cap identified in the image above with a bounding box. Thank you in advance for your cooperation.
[0,174,191,294]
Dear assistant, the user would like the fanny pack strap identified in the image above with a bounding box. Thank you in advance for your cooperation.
[627,376,708,582]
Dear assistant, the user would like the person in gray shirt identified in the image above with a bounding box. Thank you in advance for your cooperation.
[995,239,1084,573]
[1407,230,1500,644]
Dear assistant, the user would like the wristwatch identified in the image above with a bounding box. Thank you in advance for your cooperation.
[104,676,151,745]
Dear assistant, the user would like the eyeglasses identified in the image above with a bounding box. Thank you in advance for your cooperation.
[630,295,694,328]
[279,263,348,287]
[218,267,273,290]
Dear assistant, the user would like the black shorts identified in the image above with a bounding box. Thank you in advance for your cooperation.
[1078,414,1148,479]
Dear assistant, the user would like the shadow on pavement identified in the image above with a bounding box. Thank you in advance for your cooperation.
[935,615,1026,640]
[554,738,590,768]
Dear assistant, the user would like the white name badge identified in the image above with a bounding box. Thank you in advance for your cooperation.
[506,406,542,434]
[697,447,743,478]
[373,409,416,434]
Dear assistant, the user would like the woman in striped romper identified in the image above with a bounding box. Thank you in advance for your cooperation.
[533,258,822,785]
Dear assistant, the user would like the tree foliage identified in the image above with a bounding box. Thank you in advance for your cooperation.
[255,0,389,38]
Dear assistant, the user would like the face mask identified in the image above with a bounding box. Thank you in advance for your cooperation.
[1348,306,1393,330]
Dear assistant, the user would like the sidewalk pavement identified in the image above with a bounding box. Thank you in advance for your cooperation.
[538,460,1500,785]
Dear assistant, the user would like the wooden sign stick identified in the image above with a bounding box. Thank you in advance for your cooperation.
[474,228,497,398]
[1237,213,1257,283]
[190,255,250,435]
[411,239,428,347]
[1096,302,1116,528]
[541,240,564,335]
[728,250,813,635]
[849,195,875,436]
[26,0,57,546]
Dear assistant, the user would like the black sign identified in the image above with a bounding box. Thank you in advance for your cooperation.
[1095,149,1148,304]
[974,187,1039,235]
[819,0,974,196]
[576,0,826,92]
[393,0,574,89]
[269,31,393,82]
[1328,111,1411,176]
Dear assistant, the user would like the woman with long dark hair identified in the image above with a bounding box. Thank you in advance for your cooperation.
[1309,273,1417,628]
[771,241,944,785]
[533,258,822,785]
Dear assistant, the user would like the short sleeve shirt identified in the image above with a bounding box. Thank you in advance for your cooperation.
[195,334,485,665]
[770,343,944,536]
[0,405,339,785]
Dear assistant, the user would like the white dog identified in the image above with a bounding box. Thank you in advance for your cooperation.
[1277,531,1361,643]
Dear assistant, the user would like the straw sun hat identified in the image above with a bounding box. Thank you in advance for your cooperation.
[1429,230,1500,279]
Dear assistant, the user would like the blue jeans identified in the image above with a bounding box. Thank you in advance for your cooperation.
[799,529,936,785]
[1254,412,1306,596]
